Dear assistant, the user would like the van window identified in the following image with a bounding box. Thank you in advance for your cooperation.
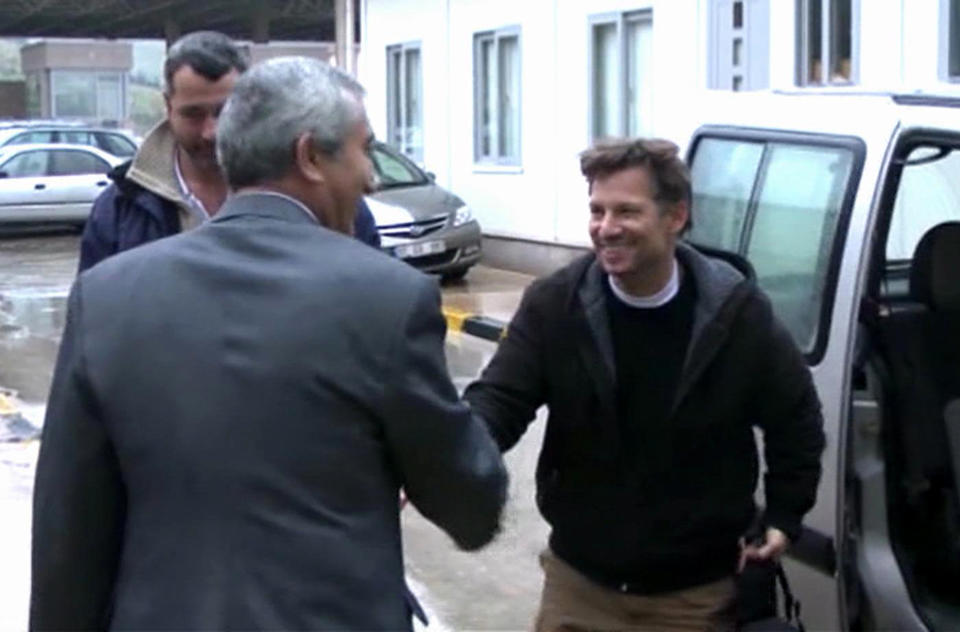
[887,146,960,261]
[689,134,858,356]
[689,138,764,251]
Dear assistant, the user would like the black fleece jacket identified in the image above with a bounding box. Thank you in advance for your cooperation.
[464,243,825,594]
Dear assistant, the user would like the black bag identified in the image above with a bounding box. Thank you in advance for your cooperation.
[735,559,805,632]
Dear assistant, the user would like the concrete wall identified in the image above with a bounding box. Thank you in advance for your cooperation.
[20,40,132,73]
[0,81,26,118]
[363,0,706,249]
[247,42,338,65]
[362,0,955,256]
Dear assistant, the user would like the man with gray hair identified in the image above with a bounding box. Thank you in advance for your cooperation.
[79,30,382,273]
[31,57,507,631]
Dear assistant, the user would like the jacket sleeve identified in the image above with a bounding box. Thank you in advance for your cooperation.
[30,279,125,631]
[78,186,120,273]
[380,277,507,551]
[463,283,546,451]
[750,293,826,542]
[353,198,381,248]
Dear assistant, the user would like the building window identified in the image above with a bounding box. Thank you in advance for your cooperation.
[50,70,127,124]
[473,27,521,165]
[709,1,770,91]
[798,0,857,85]
[589,10,653,140]
[386,42,423,162]
[941,0,960,80]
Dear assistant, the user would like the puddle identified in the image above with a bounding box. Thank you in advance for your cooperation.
[0,290,68,343]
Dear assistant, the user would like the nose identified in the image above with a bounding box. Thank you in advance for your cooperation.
[201,114,218,142]
[362,157,378,194]
[597,210,621,238]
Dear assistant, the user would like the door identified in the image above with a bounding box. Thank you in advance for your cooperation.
[848,128,960,630]
[0,148,110,223]
[687,128,866,630]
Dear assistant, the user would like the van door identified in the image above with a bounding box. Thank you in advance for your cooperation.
[687,127,867,631]
[848,125,960,631]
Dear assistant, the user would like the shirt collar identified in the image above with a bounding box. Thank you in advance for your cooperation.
[608,258,680,309]
[173,151,212,223]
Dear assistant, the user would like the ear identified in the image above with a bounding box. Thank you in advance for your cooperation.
[667,200,690,235]
[294,133,326,184]
[163,92,172,118]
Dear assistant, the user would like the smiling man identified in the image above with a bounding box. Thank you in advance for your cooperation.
[464,138,826,631]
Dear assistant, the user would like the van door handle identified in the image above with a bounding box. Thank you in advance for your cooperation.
[96,180,107,187]
[34,183,45,190]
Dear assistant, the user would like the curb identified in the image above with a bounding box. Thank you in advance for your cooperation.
[442,307,507,343]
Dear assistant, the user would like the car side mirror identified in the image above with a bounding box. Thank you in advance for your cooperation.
[426,171,436,182]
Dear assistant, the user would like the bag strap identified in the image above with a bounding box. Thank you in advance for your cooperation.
[775,563,805,632]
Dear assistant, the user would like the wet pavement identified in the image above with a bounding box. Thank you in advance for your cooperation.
[0,231,545,631]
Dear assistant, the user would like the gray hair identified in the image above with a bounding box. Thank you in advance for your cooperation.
[216,57,366,189]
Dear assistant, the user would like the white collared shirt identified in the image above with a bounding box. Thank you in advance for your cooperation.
[174,152,213,225]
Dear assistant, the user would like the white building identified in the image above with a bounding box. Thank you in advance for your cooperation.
[360,0,960,267]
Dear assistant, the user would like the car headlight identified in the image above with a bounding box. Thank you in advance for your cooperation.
[452,205,473,226]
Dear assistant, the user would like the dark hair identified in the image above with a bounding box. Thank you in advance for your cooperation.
[164,31,248,95]
[579,137,692,230]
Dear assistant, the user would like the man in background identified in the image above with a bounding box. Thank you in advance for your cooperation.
[79,31,380,273]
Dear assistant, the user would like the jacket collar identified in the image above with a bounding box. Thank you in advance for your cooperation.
[212,191,324,227]
[125,120,189,210]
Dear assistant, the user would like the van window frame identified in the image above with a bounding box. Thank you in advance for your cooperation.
[686,126,866,365]
[866,128,960,301]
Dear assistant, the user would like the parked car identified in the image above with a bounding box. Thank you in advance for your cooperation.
[0,121,138,158]
[684,89,960,631]
[0,143,122,226]
[367,141,481,280]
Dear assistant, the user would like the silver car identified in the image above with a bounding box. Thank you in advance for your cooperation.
[368,142,482,280]
[0,122,138,159]
[0,143,122,226]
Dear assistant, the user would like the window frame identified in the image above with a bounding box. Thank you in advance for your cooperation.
[386,40,424,163]
[686,126,866,364]
[940,0,960,81]
[472,25,522,167]
[867,129,960,300]
[587,9,654,141]
[796,0,860,87]
[707,0,771,91]
[1,149,51,178]
[49,148,111,176]
[50,70,128,122]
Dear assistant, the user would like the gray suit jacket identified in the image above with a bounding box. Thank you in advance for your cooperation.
[30,193,507,631]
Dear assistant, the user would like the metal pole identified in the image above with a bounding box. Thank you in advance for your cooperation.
[334,0,356,75]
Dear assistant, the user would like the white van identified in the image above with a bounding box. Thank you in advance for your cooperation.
[684,90,960,631]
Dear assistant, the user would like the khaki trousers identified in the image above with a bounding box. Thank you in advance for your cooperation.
[534,549,735,632]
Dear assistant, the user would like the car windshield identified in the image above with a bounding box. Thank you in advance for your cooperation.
[371,144,428,188]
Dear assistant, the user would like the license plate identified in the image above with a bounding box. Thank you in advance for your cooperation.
[395,240,445,259]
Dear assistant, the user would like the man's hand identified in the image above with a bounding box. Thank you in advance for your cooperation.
[738,527,789,572]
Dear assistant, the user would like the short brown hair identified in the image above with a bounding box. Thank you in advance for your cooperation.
[579,137,692,215]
